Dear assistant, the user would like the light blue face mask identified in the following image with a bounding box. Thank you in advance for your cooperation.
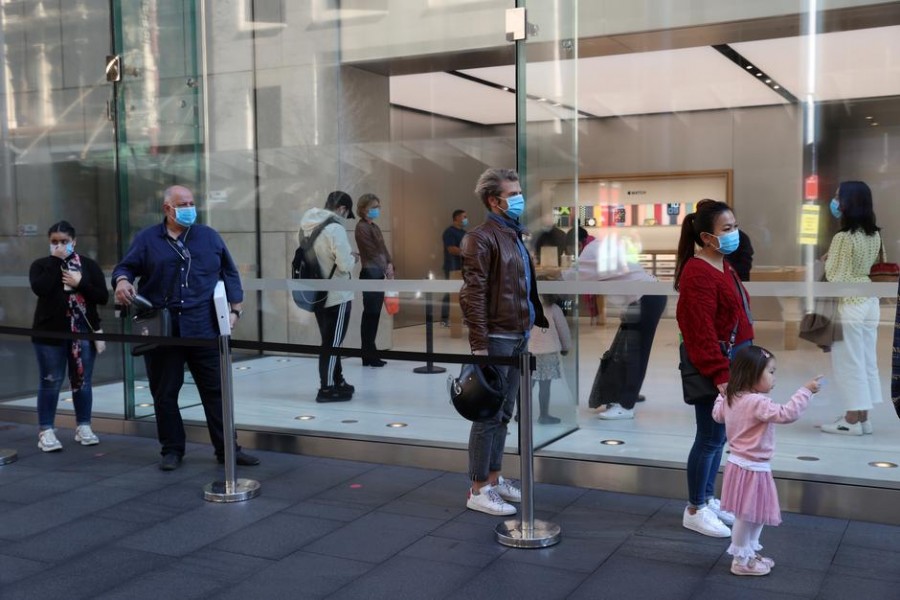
[503,194,525,219]
[49,242,74,255]
[368,208,380,220]
[830,197,842,220]
[174,206,197,227]
[462,217,469,228]
[715,228,740,255]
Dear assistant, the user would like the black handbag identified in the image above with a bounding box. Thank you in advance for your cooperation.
[131,306,172,356]
[588,327,628,409]
[678,343,720,405]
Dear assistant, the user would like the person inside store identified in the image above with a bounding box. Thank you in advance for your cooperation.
[355,193,394,367]
[112,185,260,471]
[300,190,358,401]
[727,230,755,282]
[567,228,666,420]
[820,181,883,435]
[674,199,753,537]
[440,209,467,327]
[459,167,548,516]
[30,220,109,452]
[532,220,567,266]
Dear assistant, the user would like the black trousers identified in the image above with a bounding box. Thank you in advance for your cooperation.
[590,295,667,409]
[144,343,234,458]
[359,267,384,357]
[315,300,351,387]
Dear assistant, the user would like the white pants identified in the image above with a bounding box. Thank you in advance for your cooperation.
[831,297,882,411]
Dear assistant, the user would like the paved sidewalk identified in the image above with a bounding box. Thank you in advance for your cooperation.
[0,421,898,600]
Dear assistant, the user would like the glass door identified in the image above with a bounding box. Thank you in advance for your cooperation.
[519,2,581,448]
[111,1,204,418]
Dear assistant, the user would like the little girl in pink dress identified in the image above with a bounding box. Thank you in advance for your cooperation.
[712,345,822,576]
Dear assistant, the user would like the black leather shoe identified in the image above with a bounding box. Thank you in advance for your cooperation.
[160,453,182,471]
[636,395,646,403]
[335,380,355,394]
[217,450,260,466]
[363,358,387,367]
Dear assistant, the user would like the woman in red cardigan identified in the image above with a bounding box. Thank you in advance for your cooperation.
[675,200,754,538]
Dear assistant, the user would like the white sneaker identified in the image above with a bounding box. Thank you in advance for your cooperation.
[466,485,516,516]
[707,498,735,526]
[494,476,521,503]
[74,424,100,446]
[682,506,730,538]
[820,417,863,436]
[861,421,873,435]
[38,429,63,452]
[597,404,634,420]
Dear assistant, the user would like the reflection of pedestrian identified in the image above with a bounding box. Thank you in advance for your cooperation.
[533,224,566,265]
[440,209,467,325]
[569,232,665,419]
[355,193,394,367]
[528,289,571,424]
[727,230,754,282]
[459,168,548,516]
[31,221,108,451]
[112,185,259,470]
[300,191,358,402]
[820,181,882,435]
[675,199,753,538]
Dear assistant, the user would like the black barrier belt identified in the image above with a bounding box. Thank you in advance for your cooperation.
[0,325,523,368]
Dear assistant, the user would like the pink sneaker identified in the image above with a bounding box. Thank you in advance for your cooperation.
[731,558,771,576]
[755,554,775,568]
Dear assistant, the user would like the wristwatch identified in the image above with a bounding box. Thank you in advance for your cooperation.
[230,309,243,319]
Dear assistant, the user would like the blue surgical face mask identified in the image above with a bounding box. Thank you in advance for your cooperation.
[368,208,380,220]
[830,197,842,220]
[715,228,740,255]
[461,217,469,228]
[50,242,74,255]
[174,206,197,227]
[503,194,525,220]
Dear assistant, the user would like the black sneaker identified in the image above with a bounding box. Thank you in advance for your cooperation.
[335,380,355,394]
[363,359,387,368]
[316,386,353,403]
[159,453,183,471]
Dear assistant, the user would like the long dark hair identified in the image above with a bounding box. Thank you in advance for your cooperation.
[725,345,774,407]
[837,181,879,236]
[673,199,732,290]
[48,220,76,238]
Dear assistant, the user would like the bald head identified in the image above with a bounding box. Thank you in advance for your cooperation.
[164,185,194,207]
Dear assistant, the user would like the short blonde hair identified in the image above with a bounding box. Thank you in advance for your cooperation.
[357,193,381,218]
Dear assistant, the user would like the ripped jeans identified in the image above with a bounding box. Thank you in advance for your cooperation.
[33,341,96,429]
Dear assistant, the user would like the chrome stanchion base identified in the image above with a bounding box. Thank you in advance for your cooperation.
[0,448,17,465]
[495,518,561,549]
[203,478,261,503]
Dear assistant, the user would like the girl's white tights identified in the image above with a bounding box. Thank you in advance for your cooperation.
[728,518,764,564]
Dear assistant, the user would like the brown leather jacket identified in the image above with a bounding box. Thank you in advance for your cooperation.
[459,217,548,351]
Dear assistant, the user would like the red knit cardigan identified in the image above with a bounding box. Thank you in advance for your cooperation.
[676,257,754,386]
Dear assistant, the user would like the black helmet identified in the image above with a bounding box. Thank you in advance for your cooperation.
[447,363,507,421]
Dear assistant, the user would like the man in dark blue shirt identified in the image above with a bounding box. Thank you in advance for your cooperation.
[440,209,467,325]
[112,185,259,471]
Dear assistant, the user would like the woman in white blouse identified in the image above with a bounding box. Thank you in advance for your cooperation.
[821,181,883,435]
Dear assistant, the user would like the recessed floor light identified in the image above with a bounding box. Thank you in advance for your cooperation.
[63,397,73,403]
[276,358,291,363]
[797,456,819,461]
[869,461,897,468]
[137,403,153,408]
[295,415,315,421]
[341,419,358,424]
[600,439,625,446]
[865,115,874,120]
[136,385,147,390]
[387,422,408,428]
[236,366,251,371]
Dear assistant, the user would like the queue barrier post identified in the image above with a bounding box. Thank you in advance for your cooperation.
[413,289,446,375]
[203,283,261,503]
[495,351,561,548]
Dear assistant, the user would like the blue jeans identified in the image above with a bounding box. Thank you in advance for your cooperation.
[33,341,96,429]
[468,334,526,482]
[685,339,751,507]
